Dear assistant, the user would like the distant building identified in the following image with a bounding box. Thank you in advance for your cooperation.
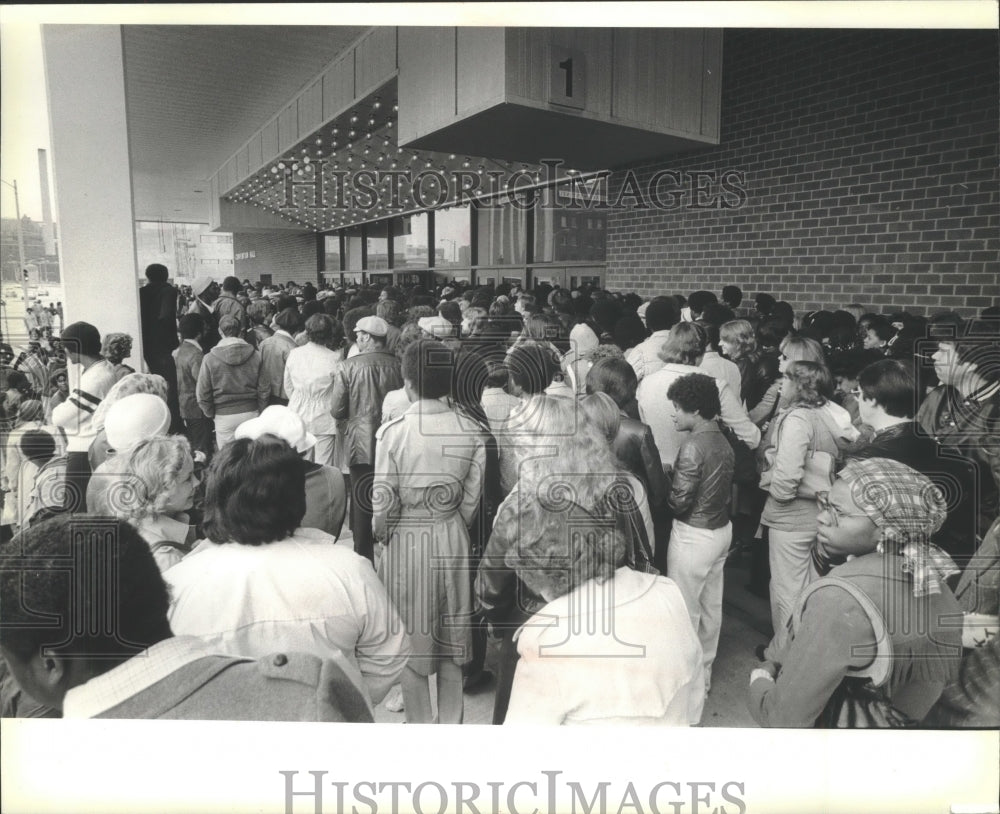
[1,216,60,284]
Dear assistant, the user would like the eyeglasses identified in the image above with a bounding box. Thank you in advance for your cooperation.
[849,387,863,398]
[816,491,868,527]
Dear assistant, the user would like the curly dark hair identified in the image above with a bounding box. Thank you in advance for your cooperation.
[0,515,172,660]
[666,372,721,419]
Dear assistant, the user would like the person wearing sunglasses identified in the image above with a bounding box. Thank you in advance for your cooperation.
[748,457,963,727]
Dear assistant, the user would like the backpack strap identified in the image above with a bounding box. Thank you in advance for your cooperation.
[791,574,892,686]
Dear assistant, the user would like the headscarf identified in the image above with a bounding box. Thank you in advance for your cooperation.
[838,457,958,597]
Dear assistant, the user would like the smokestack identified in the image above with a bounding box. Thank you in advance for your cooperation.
[37,148,56,257]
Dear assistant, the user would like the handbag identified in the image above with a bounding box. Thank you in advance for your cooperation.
[818,678,917,728]
[718,420,760,486]
[791,575,915,728]
[758,408,836,498]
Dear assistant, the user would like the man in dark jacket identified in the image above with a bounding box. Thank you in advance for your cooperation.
[138,263,179,367]
[331,315,403,563]
[848,359,979,565]
[188,276,222,353]
[0,515,372,722]
[138,263,183,431]
[916,319,1000,546]
[215,276,249,335]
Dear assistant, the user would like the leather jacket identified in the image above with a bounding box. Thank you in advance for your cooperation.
[667,422,735,530]
[740,349,779,411]
[613,415,668,512]
[331,349,403,466]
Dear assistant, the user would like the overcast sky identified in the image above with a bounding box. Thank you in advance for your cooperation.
[0,22,51,223]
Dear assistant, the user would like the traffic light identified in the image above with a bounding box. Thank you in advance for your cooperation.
[22,268,29,280]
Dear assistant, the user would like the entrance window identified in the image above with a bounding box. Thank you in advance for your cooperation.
[323,235,342,272]
[344,226,363,272]
[477,202,526,266]
[395,213,430,269]
[366,221,390,271]
[535,206,606,263]
[435,206,472,269]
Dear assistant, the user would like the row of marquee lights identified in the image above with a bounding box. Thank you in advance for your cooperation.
[223,97,583,233]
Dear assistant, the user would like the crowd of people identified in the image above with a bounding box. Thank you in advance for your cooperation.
[0,266,997,728]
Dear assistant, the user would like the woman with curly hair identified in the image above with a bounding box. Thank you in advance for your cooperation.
[87,435,198,572]
[477,395,664,723]
[43,367,69,424]
[748,334,824,428]
[101,333,135,382]
[720,319,767,409]
[757,360,857,661]
[373,339,485,723]
[502,481,705,725]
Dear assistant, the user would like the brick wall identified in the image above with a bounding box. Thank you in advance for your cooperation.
[605,30,999,317]
[233,231,319,286]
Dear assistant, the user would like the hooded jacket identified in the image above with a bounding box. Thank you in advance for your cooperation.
[195,338,268,418]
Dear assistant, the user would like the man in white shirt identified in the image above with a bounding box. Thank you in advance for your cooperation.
[626,297,679,383]
[637,323,759,471]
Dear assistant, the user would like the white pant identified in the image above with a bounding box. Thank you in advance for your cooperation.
[667,520,732,690]
[765,526,818,659]
[213,410,258,448]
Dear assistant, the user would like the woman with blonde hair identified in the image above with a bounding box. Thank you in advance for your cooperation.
[757,360,857,662]
[87,435,197,572]
[750,334,826,427]
[101,333,135,382]
[720,319,768,409]
[502,488,705,725]
[477,395,657,723]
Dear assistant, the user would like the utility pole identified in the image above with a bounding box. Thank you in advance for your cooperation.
[1,178,29,303]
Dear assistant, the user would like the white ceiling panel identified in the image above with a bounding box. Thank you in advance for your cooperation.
[123,25,368,223]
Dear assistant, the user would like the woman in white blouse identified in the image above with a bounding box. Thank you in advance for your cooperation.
[283,314,346,468]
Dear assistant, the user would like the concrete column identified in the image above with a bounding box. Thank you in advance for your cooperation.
[41,25,143,363]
